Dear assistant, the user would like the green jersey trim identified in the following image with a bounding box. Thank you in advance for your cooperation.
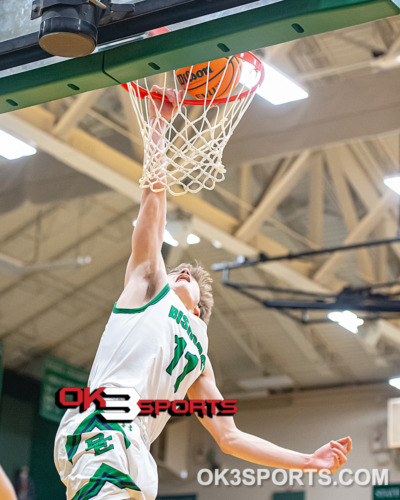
[113,283,170,314]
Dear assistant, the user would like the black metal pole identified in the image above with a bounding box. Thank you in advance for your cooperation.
[261,299,400,312]
[222,281,400,312]
[212,237,400,271]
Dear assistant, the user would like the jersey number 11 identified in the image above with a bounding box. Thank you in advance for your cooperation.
[166,335,198,392]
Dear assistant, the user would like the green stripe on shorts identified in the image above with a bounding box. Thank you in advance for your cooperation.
[72,463,141,500]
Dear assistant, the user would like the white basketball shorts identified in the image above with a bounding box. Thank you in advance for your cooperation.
[54,408,158,500]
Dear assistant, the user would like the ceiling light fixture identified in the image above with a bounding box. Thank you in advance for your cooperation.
[187,233,200,245]
[389,377,400,390]
[163,229,179,247]
[0,129,37,160]
[384,176,400,196]
[328,310,364,334]
[241,61,309,105]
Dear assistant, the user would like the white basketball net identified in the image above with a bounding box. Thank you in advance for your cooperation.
[126,53,263,196]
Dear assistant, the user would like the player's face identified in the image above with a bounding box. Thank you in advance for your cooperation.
[167,268,200,315]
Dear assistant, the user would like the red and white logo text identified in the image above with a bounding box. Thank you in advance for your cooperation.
[55,387,238,423]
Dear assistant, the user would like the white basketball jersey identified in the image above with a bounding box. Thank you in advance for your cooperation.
[88,283,208,443]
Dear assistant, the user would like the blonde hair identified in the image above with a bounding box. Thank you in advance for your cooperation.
[168,262,214,324]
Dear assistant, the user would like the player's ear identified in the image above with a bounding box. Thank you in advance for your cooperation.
[193,305,200,318]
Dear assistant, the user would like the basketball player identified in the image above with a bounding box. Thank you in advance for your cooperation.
[54,86,352,500]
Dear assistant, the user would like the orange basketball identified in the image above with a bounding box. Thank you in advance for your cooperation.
[176,56,242,100]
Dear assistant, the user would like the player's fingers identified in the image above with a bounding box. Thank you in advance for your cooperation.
[329,454,339,474]
[174,90,183,108]
[330,440,347,456]
[331,452,340,474]
[162,87,173,99]
[337,437,352,454]
[150,84,164,95]
[151,85,173,107]
[332,448,347,464]
[331,463,340,475]
[163,88,173,103]
[167,89,183,116]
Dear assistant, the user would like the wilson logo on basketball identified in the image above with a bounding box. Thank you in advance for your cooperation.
[176,66,214,86]
[176,55,242,100]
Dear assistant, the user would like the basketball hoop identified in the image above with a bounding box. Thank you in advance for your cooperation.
[122,51,264,196]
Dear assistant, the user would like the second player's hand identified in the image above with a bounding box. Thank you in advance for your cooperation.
[149,85,184,122]
[306,437,352,473]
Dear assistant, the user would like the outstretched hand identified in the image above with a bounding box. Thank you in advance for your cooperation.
[307,437,352,473]
[149,85,184,123]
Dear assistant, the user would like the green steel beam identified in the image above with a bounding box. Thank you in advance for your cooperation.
[1,0,399,114]
[0,53,115,115]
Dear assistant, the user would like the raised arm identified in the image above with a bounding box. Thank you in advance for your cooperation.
[122,87,183,298]
[187,358,352,473]
[124,177,166,288]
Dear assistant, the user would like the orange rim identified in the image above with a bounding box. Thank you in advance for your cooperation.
[121,51,264,106]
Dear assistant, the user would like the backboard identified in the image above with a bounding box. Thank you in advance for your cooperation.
[1,0,400,114]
